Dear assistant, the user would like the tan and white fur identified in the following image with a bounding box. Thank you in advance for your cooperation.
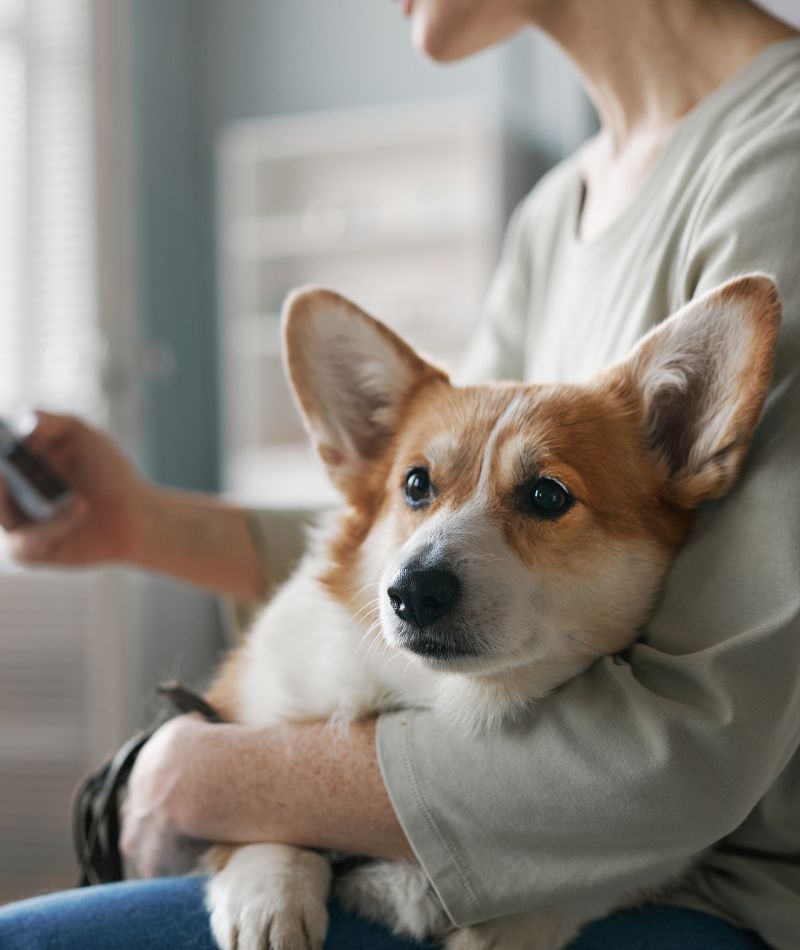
[203,275,780,950]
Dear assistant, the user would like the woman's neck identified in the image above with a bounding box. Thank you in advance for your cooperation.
[533,0,797,151]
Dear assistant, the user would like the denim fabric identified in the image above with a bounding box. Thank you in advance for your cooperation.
[0,876,769,950]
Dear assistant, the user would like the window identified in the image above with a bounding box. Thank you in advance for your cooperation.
[0,3,109,900]
[0,0,100,419]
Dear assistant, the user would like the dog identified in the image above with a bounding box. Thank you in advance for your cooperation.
[201,274,780,950]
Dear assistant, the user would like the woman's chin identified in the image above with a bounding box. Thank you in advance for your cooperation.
[409,3,524,63]
[411,19,474,62]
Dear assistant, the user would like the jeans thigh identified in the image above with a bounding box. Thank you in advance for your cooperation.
[0,877,216,950]
[0,882,767,950]
[0,877,436,950]
[569,904,770,950]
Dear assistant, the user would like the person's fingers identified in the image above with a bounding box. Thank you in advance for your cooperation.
[0,479,29,531]
[9,412,85,486]
[24,410,83,454]
[8,496,88,564]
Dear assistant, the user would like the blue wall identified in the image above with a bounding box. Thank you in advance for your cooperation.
[131,1,212,490]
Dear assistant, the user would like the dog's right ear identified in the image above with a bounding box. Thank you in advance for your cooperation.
[614,274,781,509]
[283,287,447,496]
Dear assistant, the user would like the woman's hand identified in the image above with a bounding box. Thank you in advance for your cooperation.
[0,411,150,566]
[0,410,265,599]
[119,713,412,875]
[120,716,212,878]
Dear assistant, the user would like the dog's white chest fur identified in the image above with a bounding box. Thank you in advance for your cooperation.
[237,554,440,729]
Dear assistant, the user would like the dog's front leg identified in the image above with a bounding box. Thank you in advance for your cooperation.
[335,858,449,940]
[206,843,332,950]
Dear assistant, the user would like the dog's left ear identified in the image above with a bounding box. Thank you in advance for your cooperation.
[283,287,447,496]
[613,274,781,509]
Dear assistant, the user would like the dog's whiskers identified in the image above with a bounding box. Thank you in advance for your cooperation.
[357,617,388,667]
[345,581,381,606]
[353,598,382,623]
[368,637,394,671]
[356,618,382,650]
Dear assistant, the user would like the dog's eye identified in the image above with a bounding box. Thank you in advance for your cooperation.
[524,477,573,519]
[404,467,432,507]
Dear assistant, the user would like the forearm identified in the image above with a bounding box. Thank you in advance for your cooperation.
[172,717,413,861]
[130,486,265,601]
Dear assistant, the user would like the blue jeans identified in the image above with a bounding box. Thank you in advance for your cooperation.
[0,876,770,949]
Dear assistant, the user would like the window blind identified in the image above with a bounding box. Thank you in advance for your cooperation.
[0,0,100,420]
[0,2,106,903]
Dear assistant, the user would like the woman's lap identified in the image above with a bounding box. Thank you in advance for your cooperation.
[0,877,435,950]
[0,876,769,950]
[569,903,769,949]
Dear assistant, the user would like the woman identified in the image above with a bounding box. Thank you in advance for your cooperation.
[1,1,798,948]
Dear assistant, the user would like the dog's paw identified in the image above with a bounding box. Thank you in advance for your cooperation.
[206,843,331,950]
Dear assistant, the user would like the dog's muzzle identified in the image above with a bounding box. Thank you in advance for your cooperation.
[387,566,465,658]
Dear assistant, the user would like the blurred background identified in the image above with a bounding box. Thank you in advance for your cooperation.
[0,0,797,907]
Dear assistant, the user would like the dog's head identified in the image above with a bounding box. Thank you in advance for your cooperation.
[283,276,780,699]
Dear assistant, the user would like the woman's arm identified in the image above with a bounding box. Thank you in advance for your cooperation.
[0,412,265,600]
[131,485,264,600]
[121,715,413,878]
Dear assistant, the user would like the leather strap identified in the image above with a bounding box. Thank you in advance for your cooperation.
[71,681,225,887]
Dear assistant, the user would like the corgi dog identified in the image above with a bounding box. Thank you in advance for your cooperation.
[203,274,780,950]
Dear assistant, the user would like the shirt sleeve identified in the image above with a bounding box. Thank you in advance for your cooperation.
[456,195,534,384]
[222,505,324,641]
[377,128,800,930]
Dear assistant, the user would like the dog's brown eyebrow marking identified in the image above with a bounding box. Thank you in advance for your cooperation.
[497,435,547,485]
[397,383,528,507]
[424,432,460,469]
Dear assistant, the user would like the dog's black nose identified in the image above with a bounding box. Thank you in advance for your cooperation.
[387,568,461,628]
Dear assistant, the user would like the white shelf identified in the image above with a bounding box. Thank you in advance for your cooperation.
[221,100,499,161]
[225,192,491,260]
[227,218,487,261]
[217,103,521,499]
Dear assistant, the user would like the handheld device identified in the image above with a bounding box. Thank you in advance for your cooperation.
[0,418,73,521]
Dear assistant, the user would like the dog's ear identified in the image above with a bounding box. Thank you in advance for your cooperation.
[614,274,781,509]
[283,287,447,495]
